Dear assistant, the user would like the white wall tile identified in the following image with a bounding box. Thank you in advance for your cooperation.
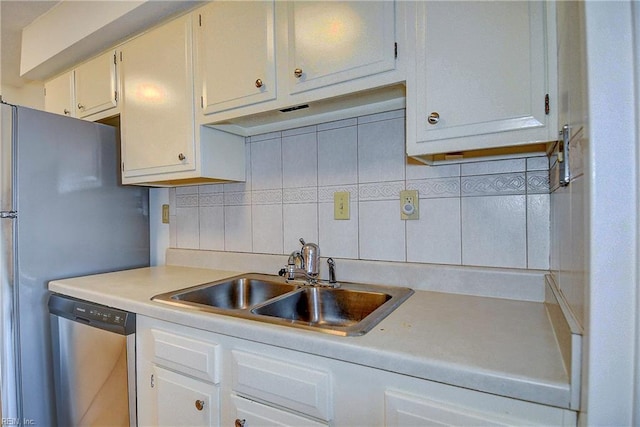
[283,203,318,253]
[224,205,252,252]
[318,125,358,186]
[357,108,405,124]
[318,202,359,259]
[251,137,282,190]
[461,173,526,196]
[252,204,283,254]
[462,195,527,268]
[283,132,317,188]
[406,162,460,180]
[357,117,405,183]
[359,200,405,262]
[317,117,357,131]
[527,194,550,269]
[176,206,199,249]
[526,156,549,171]
[199,206,224,250]
[407,198,461,265]
[461,158,526,176]
[407,178,460,198]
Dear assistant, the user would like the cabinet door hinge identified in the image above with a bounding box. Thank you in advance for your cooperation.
[394,42,398,59]
[113,53,117,65]
[199,14,202,27]
[114,91,118,102]
[120,51,123,62]
[150,374,155,388]
[43,87,47,97]
[201,96,204,109]
[545,94,550,115]
[122,162,125,172]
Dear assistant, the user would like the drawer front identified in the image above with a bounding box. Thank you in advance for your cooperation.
[232,350,331,421]
[231,394,327,427]
[152,329,220,383]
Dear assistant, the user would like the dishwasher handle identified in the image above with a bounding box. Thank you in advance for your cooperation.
[48,293,135,335]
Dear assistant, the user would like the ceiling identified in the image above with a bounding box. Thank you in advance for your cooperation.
[1,0,201,89]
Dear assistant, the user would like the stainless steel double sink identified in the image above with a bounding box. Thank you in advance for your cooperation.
[152,273,414,336]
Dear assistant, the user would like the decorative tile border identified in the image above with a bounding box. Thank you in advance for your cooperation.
[526,171,550,194]
[176,194,198,208]
[199,192,224,207]
[252,189,283,205]
[224,191,251,206]
[359,181,404,201]
[283,187,317,204]
[461,173,526,196]
[406,177,460,198]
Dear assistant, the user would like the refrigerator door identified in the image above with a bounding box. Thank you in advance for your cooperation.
[0,103,19,423]
[2,105,149,425]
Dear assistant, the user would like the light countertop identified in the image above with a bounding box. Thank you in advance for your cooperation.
[48,265,571,409]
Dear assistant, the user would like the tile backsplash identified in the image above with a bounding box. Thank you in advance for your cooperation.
[170,109,550,270]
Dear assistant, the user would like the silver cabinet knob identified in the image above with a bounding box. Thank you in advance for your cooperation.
[427,112,440,125]
[77,103,85,110]
[255,79,263,88]
[235,419,246,427]
[63,109,70,115]
[195,400,205,411]
[178,153,186,161]
[294,68,303,78]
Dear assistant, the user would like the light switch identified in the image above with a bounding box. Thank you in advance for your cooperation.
[334,191,350,220]
[162,204,170,224]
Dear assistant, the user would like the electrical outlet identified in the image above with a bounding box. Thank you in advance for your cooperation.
[334,191,350,220]
[162,204,170,224]
[400,190,419,220]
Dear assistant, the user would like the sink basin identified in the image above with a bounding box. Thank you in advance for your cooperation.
[154,274,297,310]
[252,287,391,327]
[152,273,413,336]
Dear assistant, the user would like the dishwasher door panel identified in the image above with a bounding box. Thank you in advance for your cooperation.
[51,315,134,426]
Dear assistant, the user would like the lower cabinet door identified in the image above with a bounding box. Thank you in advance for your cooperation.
[155,366,219,427]
[231,395,327,427]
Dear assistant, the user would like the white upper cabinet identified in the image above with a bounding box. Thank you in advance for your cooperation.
[286,1,396,95]
[120,13,245,186]
[194,1,403,134]
[120,14,196,182]
[44,71,74,117]
[74,50,119,119]
[196,0,276,115]
[407,1,557,161]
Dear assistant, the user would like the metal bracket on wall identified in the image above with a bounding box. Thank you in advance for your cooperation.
[558,124,570,186]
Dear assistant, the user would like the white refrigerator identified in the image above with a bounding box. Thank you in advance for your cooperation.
[0,103,150,425]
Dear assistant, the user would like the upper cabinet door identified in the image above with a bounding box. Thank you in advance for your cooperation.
[196,1,276,115]
[44,71,74,117]
[74,50,118,118]
[120,14,195,179]
[287,1,396,95]
[409,1,554,157]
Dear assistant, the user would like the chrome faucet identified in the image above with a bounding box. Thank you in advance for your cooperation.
[278,239,339,287]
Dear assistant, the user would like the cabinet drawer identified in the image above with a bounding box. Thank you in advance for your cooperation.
[232,394,327,427]
[232,350,331,421]
[151,329,220,383]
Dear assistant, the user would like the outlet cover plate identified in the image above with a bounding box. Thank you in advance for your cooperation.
[400,190,419,220]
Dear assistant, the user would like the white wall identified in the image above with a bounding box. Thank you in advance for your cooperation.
[552,1,640,422]
[163,109,551,275]
[0,82,44,110]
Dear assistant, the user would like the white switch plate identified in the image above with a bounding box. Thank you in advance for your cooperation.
[400,190,419,220]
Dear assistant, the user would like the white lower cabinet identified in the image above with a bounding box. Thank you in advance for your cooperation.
[154,366,218,427]
[136,316,576,427]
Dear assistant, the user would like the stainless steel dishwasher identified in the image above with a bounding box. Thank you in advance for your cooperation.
[48,294,137,426]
